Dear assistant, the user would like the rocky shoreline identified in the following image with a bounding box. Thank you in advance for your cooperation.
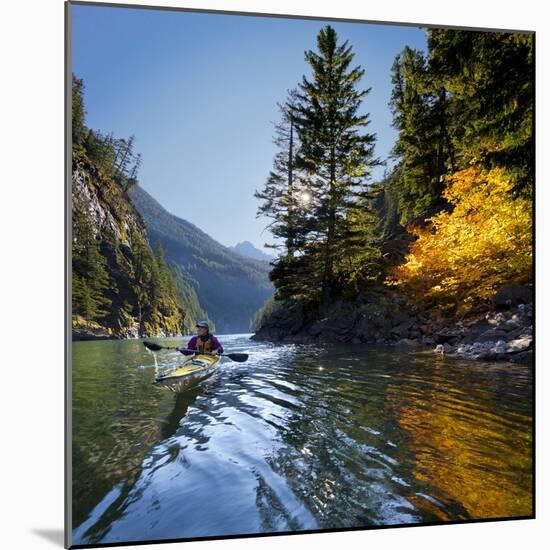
[72,326,183,341]
[252,284,533,365]
[431,303,532,364]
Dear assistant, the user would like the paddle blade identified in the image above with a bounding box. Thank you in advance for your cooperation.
[227,353,248,362]
[143,341,163,352]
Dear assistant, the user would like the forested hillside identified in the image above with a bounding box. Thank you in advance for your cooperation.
[71,75,211,339]
[129,185,273,333]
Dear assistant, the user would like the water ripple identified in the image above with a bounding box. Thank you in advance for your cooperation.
[72,334,533,545]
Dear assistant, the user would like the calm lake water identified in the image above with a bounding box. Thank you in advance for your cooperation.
[71,334,533,545]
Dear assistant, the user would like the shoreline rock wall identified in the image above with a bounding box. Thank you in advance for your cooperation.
[252,284,533,365]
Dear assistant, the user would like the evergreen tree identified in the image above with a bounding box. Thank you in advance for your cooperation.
[292,25,381,303]
[72,210,112,323]
[114,135,136,182]
[255,89,319,299]
[255,89,303,257]
[427,29,534,195]
[83,129,117,178]
[333,186,385,295]
[130,229,155,326]
[152,240,173,309]
[72,74,86,147]
[388,47,453,224]
[125,153,142,193]
[377,165,404,237]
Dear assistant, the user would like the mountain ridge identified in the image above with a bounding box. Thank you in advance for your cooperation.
[129,185,273,333]
[231,241,275,262]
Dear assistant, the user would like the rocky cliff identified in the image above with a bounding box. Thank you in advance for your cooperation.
[72,150,206,339]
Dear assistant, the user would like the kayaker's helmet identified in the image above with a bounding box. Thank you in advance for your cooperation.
[196,321,209,331]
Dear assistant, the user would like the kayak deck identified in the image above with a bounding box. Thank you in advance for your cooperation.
[154,354,221,393]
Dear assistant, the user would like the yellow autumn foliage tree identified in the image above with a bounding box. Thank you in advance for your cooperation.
[387,166,532,315]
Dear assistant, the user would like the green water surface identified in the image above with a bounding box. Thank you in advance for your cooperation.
[71,334,533,545]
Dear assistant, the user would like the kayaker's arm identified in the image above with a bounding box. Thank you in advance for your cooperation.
[187,336,198,351]
[211,335,224,354]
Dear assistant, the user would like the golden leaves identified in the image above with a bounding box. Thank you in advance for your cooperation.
[387,166,532,314]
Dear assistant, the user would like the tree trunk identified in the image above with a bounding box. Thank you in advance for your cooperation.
[322,146,336,306]
[287,121,294,257]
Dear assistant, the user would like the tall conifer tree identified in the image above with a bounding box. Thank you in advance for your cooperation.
[428,29,533,194]
[388,46,453,224]
[292,25,381,303]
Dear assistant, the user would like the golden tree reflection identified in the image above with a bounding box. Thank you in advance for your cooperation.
[385,362,532,519]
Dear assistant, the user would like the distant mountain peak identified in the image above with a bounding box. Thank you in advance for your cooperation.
[231,241,275,262]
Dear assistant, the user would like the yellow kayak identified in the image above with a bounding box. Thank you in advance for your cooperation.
[154,354,221,393]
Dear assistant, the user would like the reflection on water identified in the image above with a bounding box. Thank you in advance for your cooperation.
[386,358,532,519]
[72,335,533,545]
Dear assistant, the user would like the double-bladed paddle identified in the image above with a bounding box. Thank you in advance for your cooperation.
[143,341,249,362]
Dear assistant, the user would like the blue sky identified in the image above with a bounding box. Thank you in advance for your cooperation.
[72,5,427,252]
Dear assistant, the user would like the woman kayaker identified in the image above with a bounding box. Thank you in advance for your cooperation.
[186,321,224,355]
